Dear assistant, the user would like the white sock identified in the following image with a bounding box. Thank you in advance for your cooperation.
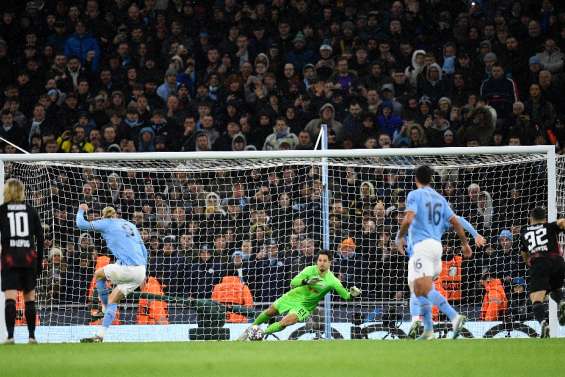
[96,327,106,338]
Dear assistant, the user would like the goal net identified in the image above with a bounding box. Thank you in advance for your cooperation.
[1,148,562,342]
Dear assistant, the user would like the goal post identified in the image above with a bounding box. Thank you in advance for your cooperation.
[546,147,558,337]
[0,146,562,342]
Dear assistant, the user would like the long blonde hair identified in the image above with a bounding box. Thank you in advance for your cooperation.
[4,178,25,203]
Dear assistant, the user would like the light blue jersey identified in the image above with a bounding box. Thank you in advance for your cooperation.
[406,187,455,247]
[405,215,478,257]
[76,209,147,266]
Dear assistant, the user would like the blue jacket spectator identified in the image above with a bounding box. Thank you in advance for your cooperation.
[138,126,156,152]
[157,68,180,103]
[47,20,68,54]
[377,102,403,139]
[64,21,101,72]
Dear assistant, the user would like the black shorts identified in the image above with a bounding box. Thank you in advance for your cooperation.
[1,267,37,292]
[528,256,565,294]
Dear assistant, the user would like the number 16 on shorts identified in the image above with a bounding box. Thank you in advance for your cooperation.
[414,258,423,271]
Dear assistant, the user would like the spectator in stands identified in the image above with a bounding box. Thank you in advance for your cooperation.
[42,246,64,303]
[495,229,524,284]
[505,277,530,322]
[137,276,169,325]
[211,275,254,323]
[405,50,426,87]
[304,103,344,144]
[377,102,403,139]
[334,237,362,287]
[342,100,365,145]
[480,64,518,120]
[190,245,220,300]
[480,270,508,321]
[457,103,496,146]
[0,109,28,150]
[524,83,556,134]
[417,63,448,105]
[64,20,100,73]
[477,190,495,230]
[157,69,180,103]
[535,38,564,74]
[263,117,298,150]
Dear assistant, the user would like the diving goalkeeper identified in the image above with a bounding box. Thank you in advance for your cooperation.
[238,250,361,340]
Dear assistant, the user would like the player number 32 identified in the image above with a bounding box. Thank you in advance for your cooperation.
[524,228,548,249]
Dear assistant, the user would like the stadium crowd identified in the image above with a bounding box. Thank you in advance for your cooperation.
[0,0,564,155]
[1,0,558,324]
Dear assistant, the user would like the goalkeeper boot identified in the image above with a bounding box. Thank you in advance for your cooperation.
[451,314,467,339]
[237,327,251,341]
[558,301,565,326]
[28,338,38,345]
[540,320,550,339]
[416,331,434,340]
[3,338,15,345]
[407,320,422,339]
[80,335,104,343]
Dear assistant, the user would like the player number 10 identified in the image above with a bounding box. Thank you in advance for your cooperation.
[7,211,29,238]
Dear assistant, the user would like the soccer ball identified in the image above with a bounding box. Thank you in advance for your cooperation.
[248,325,264,341]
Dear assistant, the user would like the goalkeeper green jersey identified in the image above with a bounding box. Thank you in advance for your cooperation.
[281,265,352,312]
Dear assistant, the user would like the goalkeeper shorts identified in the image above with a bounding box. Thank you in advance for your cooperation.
[103,264,146,296]
[273,297,312,322]
[408,239,442,285]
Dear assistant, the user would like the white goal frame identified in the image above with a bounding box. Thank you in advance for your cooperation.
[0,145,559,341]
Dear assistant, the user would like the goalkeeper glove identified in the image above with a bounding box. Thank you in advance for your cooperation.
[302,277,323,286]
[349,286,362,298]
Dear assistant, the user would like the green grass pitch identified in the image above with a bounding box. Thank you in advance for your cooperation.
[1,339,564,377]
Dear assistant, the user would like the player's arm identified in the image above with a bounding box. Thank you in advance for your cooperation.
[331,276,361,300]
[397,191,418,254]
[457,215,486,247]
[32,207,44,272]
[396,191,417,254]
[396,211,414,255]
[397,211,415,240]
[76,204,108,232]
[450,215,472,257]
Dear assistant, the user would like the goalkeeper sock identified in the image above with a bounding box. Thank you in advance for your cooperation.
[5,299,16,339]
[425,288,457,321]
[264,321,285,335]
[96,279,109,306]
[252,311,271,326]
[417,296,433,333]
[532,301,546,324]
[410,292,422,321]
[100,303,118,335]
[24,301,37,339]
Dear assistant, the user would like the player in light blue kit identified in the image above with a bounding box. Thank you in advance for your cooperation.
[405,215,486,338]
[397,166,473,340]
[76,204,147,343]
